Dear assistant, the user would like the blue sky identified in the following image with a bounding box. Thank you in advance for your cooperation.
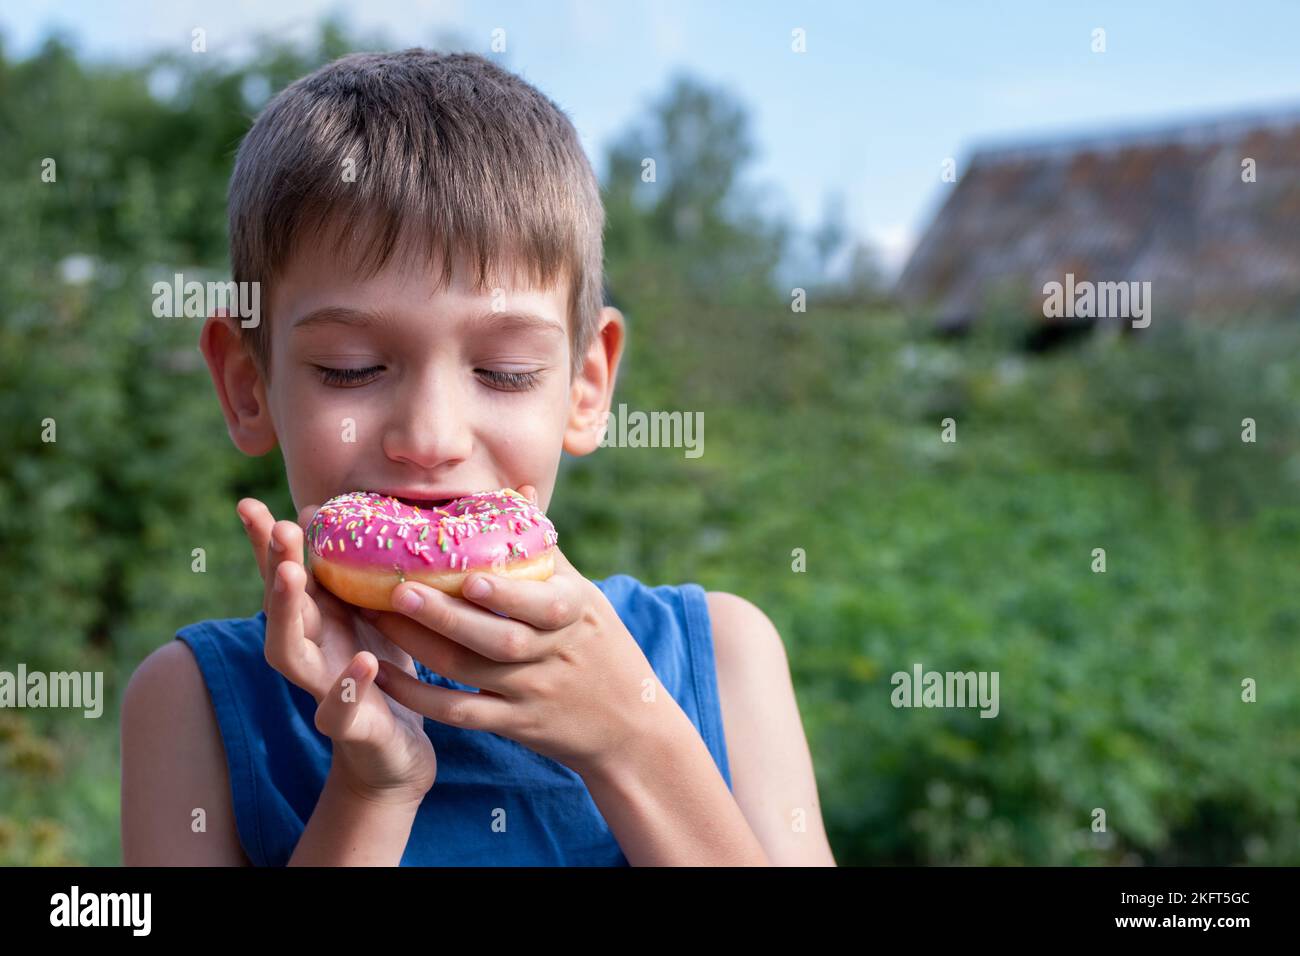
[6,0,1300,276]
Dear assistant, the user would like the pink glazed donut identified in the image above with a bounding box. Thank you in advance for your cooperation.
[305,489,558,611]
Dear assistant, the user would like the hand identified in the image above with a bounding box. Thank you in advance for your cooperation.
[237,498,437,804]
[364,542,676,780]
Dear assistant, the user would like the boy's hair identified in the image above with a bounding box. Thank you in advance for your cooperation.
[227,49,605,377]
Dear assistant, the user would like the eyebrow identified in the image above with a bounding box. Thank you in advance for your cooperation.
[292,305,565,337]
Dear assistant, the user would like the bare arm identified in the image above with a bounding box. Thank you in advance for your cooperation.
[121,640,423,866]
[287,766,423,866]
[706,591,837,866]
[575,592,837,866]
[578,698,772,866]
[120,641,252,865]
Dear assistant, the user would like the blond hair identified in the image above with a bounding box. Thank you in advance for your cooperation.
[227,49,605,376]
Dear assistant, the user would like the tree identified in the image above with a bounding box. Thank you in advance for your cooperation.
[603,72,788,304]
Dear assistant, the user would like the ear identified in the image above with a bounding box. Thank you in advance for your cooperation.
[198,313,278,456]
[563,306,625,456]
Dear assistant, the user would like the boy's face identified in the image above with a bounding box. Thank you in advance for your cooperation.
[202,230,621,517]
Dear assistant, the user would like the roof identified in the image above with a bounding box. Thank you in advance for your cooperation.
[896,105,1300,329]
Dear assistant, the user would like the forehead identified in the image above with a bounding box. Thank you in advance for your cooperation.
[271,217,570,329]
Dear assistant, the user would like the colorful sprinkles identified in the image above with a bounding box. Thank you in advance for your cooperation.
[306,488,558,576]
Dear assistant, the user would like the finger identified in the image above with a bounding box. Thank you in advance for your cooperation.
[368,610,527,694]
[271,517,325,636]
[389,581,554,662]
[517,484,538,504]
[267,517,306,605]
[238,498,275,584]
[264,560,329,699]
[296,504,322,598]
[459,564,585,631]
[297,503,319,530]
[262,519,290,616]
[550,547,580,576]
[314,651,380,741]
[375,659,514,731]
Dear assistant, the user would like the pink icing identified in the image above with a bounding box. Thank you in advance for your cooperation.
[306,489,558,577]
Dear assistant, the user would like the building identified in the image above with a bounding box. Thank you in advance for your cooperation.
[896,107,1300,339]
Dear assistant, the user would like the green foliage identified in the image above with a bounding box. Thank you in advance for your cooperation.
[603,72,789,307]
[2,24,1297,867]
[556,302,1300,865]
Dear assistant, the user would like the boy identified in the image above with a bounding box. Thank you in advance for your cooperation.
[120,49,834,866]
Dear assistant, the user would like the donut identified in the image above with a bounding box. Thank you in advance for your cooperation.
[304,489,558,611]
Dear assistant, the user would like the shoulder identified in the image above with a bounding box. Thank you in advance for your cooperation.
[124,637,239,728]
[121,640,250,865]
[704,591,838,866]
[122,640,208,725]
[703,592,792,730]
[126,637,199,688]
[705,591,788,670]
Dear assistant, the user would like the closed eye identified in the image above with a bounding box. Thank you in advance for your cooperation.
[314,365,383,387]
[476,369,542,391]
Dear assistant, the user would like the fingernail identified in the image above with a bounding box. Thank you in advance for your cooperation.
[271,535,285,553]
[347,656,369,681]
[465,576,490,599]
[396,588,422,613]
[273,570,286,592]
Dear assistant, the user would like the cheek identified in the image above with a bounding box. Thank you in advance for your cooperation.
[482,385,569,460]
[272,376,372,483]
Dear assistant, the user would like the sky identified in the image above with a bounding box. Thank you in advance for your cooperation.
[6,0,1300,277]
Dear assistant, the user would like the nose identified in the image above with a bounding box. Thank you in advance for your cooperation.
[381,366,473,471]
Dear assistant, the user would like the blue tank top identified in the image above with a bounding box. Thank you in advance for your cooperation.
[174,574,731,866]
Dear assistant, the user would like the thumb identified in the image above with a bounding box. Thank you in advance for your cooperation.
[314,651,379,742]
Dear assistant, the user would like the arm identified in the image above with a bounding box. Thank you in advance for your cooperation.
[578,696,772,866]
[705,591,837,866]
[287,767,423,866]
[121,641,422,866]
[578,591,836,867]
[575,591,809,867]
[120,641,252,865]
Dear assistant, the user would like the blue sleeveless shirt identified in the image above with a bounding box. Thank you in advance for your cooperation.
[174,574,731,866]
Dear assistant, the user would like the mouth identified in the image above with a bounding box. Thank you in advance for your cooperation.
[376,492,465,510]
